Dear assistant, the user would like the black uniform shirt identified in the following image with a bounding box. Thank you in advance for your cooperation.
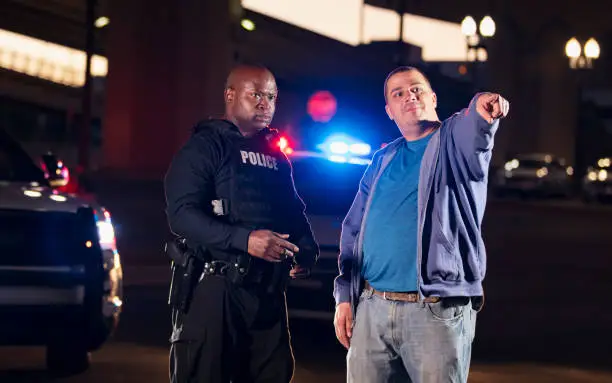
[164,119,318,268]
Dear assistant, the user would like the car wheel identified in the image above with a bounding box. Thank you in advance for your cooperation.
[46,343,91,376]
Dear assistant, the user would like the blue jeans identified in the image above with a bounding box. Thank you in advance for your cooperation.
[347,289,477,383]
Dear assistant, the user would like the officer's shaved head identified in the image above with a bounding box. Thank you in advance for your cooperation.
[224,65,278,137]
[225,65,273,90]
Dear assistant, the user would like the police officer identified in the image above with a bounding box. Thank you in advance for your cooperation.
[164,65,319,383]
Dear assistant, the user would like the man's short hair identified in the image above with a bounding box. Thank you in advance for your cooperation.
[383,66,432,102]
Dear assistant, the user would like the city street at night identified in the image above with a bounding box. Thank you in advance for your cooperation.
[1,1,612,382]
[1,194,611,383]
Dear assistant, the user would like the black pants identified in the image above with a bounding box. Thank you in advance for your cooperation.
[169,274,294,383]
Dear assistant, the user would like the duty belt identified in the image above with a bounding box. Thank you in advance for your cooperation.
[200,259,268,286]
[201,260,232,277]
[364,281,440,303]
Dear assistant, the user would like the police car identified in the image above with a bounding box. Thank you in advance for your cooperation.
[0,128,123,374]
[281,133,373,320]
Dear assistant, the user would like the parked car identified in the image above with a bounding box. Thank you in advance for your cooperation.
[493,153,573,198]
[0,128,123,374]
[582,156,612,202]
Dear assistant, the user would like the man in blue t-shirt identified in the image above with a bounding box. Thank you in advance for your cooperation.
[361,133,432,293]
[333,66,509,383]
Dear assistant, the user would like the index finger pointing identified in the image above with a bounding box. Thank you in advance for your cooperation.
[276,238,299,253]
[480,92,498,103]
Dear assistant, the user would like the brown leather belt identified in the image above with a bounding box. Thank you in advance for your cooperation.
[365,281,440,303]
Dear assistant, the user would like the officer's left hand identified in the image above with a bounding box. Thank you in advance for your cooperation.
[476,93,510,124]
[289,265,310,279]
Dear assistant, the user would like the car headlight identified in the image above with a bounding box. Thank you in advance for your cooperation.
[587,169,608,182]
[97,210,116,250]
[598,169,608,181]
[504,159,519,171]
[536,167,548,178]
[587,171,597,181]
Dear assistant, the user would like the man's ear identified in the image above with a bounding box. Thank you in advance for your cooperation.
[432,92,438,109]
[385,104,393,120]
[224,88,234,103]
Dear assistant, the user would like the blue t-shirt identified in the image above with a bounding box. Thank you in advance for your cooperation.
[362,133,432,292]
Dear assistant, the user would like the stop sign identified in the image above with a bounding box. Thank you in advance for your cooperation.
[307,90,337,123]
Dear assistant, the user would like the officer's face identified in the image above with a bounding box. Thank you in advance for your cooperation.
[225,70,278,136]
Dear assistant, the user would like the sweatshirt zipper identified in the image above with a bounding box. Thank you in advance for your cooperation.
[416,131,441,301]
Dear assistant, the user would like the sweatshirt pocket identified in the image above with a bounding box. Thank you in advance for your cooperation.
[430,226,461,281]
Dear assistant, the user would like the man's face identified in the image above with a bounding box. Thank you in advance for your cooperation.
[384,70,437,126]
[225,71,277,134]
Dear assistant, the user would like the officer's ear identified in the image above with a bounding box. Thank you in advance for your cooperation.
[224,87,235,104]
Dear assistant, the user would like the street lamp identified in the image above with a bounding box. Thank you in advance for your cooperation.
[461,15,495,62]
[565,37,600,69]
[565,37,600,191]
[461,15,495,91]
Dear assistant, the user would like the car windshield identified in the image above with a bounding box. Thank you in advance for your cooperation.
[0,130,46,183]
[291,156,366,217]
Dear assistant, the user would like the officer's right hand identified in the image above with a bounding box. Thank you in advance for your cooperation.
[334,302,353,349]
[247,230,299,263]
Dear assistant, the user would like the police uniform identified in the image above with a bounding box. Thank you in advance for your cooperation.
[164,119,319,383]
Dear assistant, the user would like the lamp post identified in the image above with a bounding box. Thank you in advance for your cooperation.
[461,15,495,91]
[565,37,600,191]
[78,0,97,173]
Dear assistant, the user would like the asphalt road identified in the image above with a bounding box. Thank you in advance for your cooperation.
[1,197,612,382]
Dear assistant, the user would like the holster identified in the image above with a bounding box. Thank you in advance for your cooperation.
[166,238,204,313]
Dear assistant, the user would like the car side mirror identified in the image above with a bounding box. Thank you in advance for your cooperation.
[39,153,70,188]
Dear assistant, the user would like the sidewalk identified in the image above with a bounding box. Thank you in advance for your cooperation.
[3,344,611,383]
[468,363,612,383]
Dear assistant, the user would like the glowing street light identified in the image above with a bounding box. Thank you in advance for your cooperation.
[461,16,477,37]
[565,37,600,69]
[95,16,109,28]
[479,16,496,38]
[584,38,600,59]
[241,19,256,31]
[461,15,495,63]
[565,38,581,58]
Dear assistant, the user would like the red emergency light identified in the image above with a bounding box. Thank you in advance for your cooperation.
[276,136,294,155]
